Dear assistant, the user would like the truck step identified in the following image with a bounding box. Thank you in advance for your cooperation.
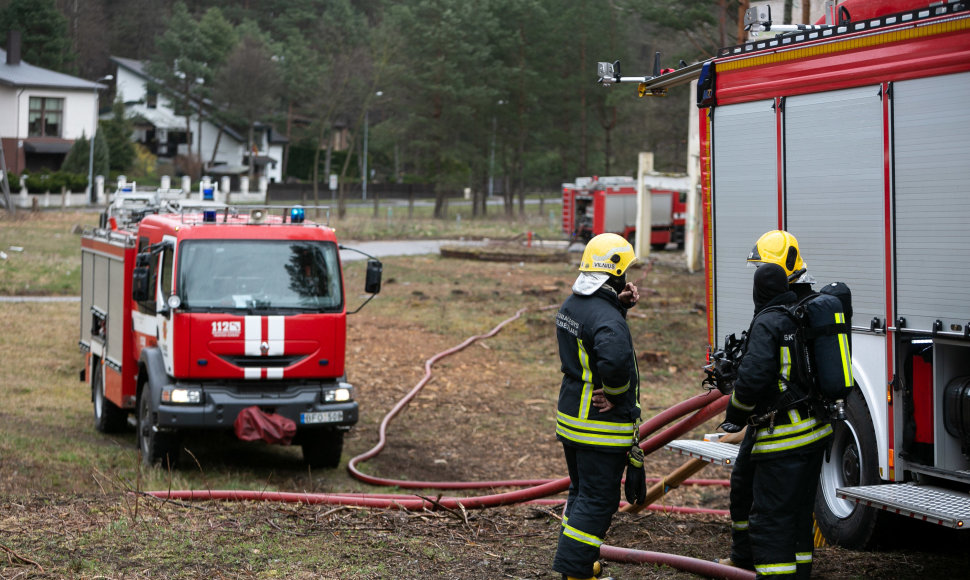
[837,483,970,529]
[664,439,739,466]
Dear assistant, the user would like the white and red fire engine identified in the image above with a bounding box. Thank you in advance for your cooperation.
[601,0,970,548]
[562,174,689,250]
[79,187,381,469]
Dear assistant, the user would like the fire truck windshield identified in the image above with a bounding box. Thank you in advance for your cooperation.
[177,240,343,312]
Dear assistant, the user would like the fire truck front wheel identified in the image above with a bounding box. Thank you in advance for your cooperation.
[138,386,181,469]
[814,388,883,549]
[301,428,344,469]
[92,360,127,434]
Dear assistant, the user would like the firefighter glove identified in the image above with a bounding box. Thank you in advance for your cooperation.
[718,420,743,433]
[624,445,647,505]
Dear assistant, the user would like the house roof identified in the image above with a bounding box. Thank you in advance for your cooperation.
[110,55,244,142]
[126,104,186,131]
[0,49,107,90]
[111,55,146,78]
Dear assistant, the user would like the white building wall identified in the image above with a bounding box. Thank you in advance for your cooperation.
[0,87,19,136]
[267,143,284,183]
[197,121,244,166]
[6,88,98,140]
[60,89,99,140]
[115,66,146,103]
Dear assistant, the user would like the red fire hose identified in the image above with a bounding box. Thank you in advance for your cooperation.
[150,306,747,578]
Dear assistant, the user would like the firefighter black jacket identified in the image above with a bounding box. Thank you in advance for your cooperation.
[555,286,640,453]
[726,290,833,459]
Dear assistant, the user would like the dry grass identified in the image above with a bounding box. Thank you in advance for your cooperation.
[0,210,99,295]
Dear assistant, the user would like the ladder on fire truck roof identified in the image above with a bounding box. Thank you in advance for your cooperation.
[665,440,970,528]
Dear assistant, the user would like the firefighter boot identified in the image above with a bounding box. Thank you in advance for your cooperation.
[563,563,614,580]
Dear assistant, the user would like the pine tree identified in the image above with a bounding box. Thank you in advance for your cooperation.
[61,131,110,179]
[60,134,90,175]
[102,99,135,173]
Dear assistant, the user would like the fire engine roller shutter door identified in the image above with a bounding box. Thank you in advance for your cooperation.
[711,99,778,346]
[80,251,94,345]
[784,86,885,327]
[892,71,970,335]
[107,258,125,365]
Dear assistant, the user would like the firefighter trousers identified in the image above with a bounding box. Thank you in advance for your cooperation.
[729,429,756,570]
[733,444,825,579]
[553,443,627,578]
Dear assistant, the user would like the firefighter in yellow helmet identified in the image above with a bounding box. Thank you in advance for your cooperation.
[746,229,816,300]
[718,230,832,579]
[553,233,643,580]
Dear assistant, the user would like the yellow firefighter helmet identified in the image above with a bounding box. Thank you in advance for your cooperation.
[747,230,805,278]
[579,233,637,277]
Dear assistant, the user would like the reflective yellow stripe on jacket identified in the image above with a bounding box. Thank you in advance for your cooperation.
[752,415,833,454]
[556,411,636,448]
[577,338,593,419]
[557,336,636,449]
[778,346,791,392]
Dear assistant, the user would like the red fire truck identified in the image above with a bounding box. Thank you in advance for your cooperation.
[602,0,970,548]
[562,174,689,250]
[79,189,382,469]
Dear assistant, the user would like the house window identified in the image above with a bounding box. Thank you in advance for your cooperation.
[146,88,157,109]
[28,97,64,137]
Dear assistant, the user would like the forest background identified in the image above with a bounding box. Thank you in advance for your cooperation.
[0,0,765,210]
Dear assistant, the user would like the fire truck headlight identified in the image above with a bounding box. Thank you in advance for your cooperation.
[324,387,351,403]
[162,387,203,404]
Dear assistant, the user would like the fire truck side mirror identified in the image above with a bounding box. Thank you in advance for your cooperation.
[132,265,151,302]
[365,259,383,294]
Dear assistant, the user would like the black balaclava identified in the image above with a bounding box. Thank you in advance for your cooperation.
[753,263,789,312]
[604,272,627,295]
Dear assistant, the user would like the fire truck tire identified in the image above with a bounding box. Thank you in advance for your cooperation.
[92,361,127,433]
[301,429,344,469]
[137,387,181,468]
[651,243,667,252]
[814,388,883,549]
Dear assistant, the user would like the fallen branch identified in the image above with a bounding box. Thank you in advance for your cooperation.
[0,542,44,572]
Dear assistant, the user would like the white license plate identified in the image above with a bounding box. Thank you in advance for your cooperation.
[301,411,343,424]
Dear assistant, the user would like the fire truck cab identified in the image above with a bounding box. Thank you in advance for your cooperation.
[80,190,381,469]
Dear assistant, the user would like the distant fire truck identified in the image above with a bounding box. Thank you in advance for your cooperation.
[79,187,382,469]
[562,174,689,250]
[601,0,970,548]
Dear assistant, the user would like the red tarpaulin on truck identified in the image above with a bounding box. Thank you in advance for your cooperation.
[234,406,297,445]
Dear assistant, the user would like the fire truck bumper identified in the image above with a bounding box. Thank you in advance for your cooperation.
[155,385,359,430]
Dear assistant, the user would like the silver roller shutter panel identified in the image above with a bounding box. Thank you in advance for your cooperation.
[80,251,94,344]
[712,100,779,347]
[784,86,885,328]
[893,71,970,334]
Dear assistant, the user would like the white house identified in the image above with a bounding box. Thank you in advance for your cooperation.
[111,56,286,187]
[0,33,106,183]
